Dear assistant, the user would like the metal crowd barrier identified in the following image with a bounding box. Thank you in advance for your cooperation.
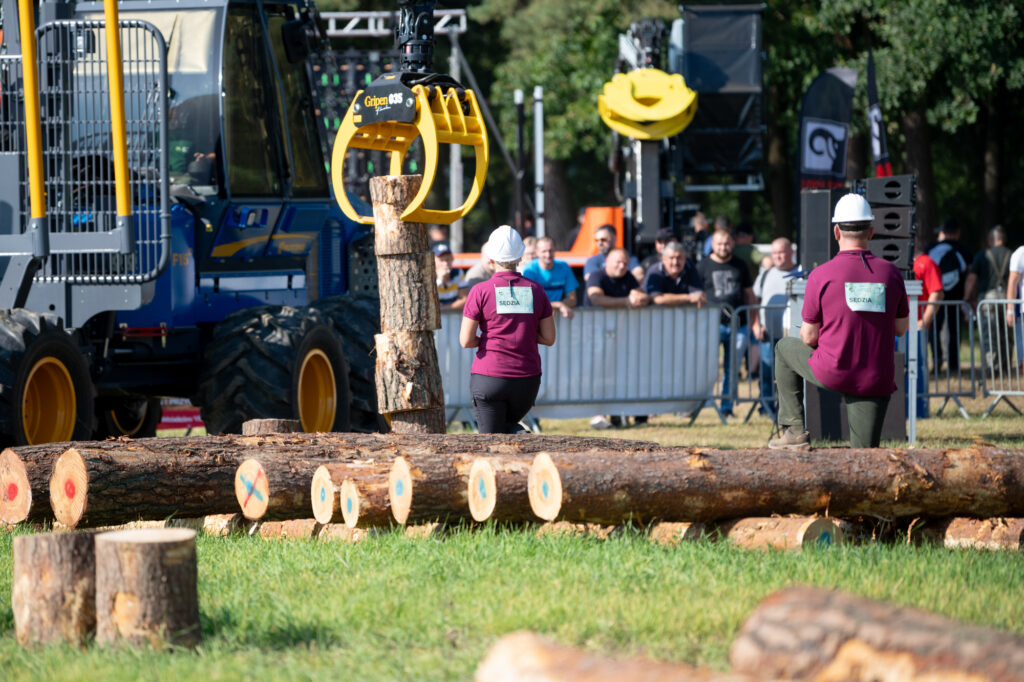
[436,305,722,424]
[920,300,976,419]
[976,298,1024,418]
[730,303,788,423]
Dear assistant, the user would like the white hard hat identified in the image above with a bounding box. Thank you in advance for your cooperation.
[482,225,525,262]
[832,193,874,224]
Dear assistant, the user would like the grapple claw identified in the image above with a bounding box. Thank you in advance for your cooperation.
[598,68,697,141]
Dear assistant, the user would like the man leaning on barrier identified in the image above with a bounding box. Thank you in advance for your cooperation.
[770,194,910,450]
[642,241,706,307]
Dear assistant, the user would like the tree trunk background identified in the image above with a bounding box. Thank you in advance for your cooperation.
[729,586,1024,680]
[982,94,1002,231]
[902,109,938,246]
[12,531,96,645]
[94,528,201,649]
[542,158,575,247]
[767,84,794,237]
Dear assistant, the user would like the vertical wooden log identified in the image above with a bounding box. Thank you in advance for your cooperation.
[370,174,445,434]
[95,528,201,649]
[12,531,96,645]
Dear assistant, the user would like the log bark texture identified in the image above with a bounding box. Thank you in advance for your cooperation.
[95,528,201,648]
[529,446,1024,525]
[311,461,393,525]
[1,443,75,524]
[468,455,535,522]
[929,517,1024,551]
[475,631,756,682]
[649,522,709,546]
[374,332,444,412]
[389,453,476,524]
[12,531,96,645]
[370,174,427,256]
[376,254,440,331]
[729,586,1024,681]
[389,407,448,434]
[253,518,322,539]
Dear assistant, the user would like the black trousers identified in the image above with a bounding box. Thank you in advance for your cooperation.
[470,373,541,434]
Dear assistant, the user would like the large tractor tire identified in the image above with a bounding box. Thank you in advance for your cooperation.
[0,309,96,446]
[94,396,162,439]
[194,306,351,435]
[309,293,386,433]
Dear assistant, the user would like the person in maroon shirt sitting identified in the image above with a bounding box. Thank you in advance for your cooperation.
[770,193,910,450]
[460,225,555,433]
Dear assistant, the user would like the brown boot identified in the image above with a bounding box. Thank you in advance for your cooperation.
[769,427,811,451]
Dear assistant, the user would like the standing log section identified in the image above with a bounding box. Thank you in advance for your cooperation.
[729,586,1024,680]
[1,443,73,524]
[95,528,201,649]
[370,174,445,434]
[12,531,96,645]
[527,447,1024,525]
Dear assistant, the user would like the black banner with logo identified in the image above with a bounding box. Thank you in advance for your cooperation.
[797,67,857,189]
[866,49,892,177]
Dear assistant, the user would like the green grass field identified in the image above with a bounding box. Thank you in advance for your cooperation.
[2,399,1023,680]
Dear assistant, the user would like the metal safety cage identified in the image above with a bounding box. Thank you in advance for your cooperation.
[29,19,169,285]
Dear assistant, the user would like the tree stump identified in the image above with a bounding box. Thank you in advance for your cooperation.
[370,174,445,435]
[95,528,201,649]
[729,586,1024,680]
[242,419,301,436]
[12,531,96,645]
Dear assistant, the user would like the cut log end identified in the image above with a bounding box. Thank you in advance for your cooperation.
[242,418,302,436]
[339,478,361,528]
[527,452,561,521]
[49,448,88,528]
[234,459,270,521]
[310,465,336,525]
[0,448,31,524]
[468,458,497,522]
[389,456,413,525]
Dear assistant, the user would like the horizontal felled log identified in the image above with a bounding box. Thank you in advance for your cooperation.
[475,631,756,682]
[717,516,841,551]
[310,462,392,526]
[467,456,535,523]
[528,446,1024,525]
[729,586,1024,681]
[928,517,1024,551]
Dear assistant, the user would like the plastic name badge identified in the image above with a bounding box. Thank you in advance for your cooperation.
[845,282,886,313]
[495,286,533,314]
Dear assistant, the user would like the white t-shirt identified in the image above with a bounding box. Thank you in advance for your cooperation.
[1010,246,1024,299]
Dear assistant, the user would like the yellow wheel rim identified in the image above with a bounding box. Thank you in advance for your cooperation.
[109,402,148,437]
[22,356,76,444]
[297,349,336,433]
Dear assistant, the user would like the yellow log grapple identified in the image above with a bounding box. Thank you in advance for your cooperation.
[330,1,488,225]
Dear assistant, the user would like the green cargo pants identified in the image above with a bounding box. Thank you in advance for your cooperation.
[774,336,891,448]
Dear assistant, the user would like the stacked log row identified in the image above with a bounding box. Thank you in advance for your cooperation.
[1,443,75,524]
[649,518,841,551]
[310,462,392,527]
[370,175,445,434]
[527,447,1024,525]
[928,517,1024,550]
[729,586,1024,680]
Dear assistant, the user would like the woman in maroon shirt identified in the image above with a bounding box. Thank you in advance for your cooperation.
[459,226,556,433]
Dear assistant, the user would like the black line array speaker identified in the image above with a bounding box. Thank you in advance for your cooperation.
[798,188,843,270]
[867,239,913,269]
[860,175,916,207]
[805,352,906,443]
[872,206,915,239]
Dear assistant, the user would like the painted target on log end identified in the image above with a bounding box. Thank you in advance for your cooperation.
[0,449,31,524]
[468,458,496,523]
[805,517,842,549]
[310,465,336,525]
[527,452,562,521]
[339,478,362,529]
[49,448,88,527]
[234,459,270,520]
[389,456,412,525]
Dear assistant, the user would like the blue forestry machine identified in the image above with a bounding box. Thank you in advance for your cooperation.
[0,0,482,444]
